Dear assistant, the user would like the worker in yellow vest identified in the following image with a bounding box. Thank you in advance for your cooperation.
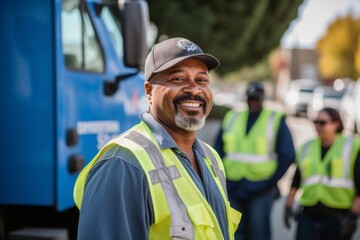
[284,107,360,240]
[215,82,295,240]
[74,37,241,240]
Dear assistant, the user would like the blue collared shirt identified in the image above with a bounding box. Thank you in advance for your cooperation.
[78,112,230,240]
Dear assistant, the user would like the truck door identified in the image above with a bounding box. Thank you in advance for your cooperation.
[56,0,147,210]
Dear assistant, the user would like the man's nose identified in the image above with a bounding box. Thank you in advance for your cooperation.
[183,80,201,95]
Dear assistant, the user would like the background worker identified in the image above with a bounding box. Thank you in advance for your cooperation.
[215,81,295,240]
[74,37,241,240]
[284,107,360,240]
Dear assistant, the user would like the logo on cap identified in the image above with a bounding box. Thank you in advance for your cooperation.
[176,39,198,52]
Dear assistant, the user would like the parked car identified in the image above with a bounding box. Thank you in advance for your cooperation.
[340,79,360,134]
[284,79,321,117]
[307,85,346,120]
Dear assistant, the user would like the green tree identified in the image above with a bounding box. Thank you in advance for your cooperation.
[148,0,303,76]
[317,16,360,80]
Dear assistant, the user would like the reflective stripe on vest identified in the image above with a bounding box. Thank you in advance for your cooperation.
[200,142,228,199]
[266,111,277,151]
[299,141,312,163]
[343,137,352,177]
[224,111,240,133]
[124,131,194,238]
[225,152,278,163]
[302,175,354,189]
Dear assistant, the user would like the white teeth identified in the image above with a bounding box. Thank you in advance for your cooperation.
[181,102,200,108]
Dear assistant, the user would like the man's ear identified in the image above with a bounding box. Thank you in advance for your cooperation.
[144,81,152,104]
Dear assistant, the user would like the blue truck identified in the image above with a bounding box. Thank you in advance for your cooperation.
[0,0,148,238]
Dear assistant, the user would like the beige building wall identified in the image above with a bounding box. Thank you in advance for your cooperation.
[276,48,320,101]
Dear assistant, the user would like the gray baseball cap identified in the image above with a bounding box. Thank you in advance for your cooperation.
[246,82,265,98]
[144,37,220,81]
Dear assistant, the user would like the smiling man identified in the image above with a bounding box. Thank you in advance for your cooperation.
[74,37,241,240]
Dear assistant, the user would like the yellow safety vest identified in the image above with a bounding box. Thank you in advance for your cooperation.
[74,121,241,240]
[297,135,360,209]
[222,109,283,181]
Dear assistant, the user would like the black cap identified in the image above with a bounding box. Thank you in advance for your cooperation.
[144,37,220,81]
[246,82,265,98]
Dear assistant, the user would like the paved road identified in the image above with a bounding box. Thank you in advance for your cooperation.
[271,116,314,240]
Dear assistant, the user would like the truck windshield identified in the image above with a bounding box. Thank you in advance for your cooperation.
[101,6,123,58]
[62,0,104,72]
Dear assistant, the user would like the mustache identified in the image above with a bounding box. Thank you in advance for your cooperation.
[173,94,207,107]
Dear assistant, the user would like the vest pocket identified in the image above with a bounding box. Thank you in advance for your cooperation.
[170,223,194,240]
[301,158,312,178]
[187,203,216,239]
[223,134,237,151]
[330,157,344,178]
[255,137,268,153]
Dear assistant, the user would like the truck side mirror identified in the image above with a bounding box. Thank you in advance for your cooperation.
[122,0,149,69]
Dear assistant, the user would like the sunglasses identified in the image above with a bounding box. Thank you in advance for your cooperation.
[247,96,262,101]
[313,119,332,126]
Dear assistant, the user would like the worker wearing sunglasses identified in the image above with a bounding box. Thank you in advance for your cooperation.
[284,107,360,240]
[313,119,332,126]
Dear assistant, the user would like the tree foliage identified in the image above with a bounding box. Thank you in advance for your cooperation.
[353,23,360,76]
[316,16,360,80]
[147,0,303,75]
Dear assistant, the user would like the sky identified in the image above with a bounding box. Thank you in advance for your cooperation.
[281,0,360,49]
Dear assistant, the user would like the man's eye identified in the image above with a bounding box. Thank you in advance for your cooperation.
[170,77,185,82]
[197,78,209,84]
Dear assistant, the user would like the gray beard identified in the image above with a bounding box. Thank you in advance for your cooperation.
[175,113,206,131]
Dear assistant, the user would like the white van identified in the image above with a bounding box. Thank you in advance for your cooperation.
[284,79,321,117]
[307,85,346,120]
[340,79,360,135]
